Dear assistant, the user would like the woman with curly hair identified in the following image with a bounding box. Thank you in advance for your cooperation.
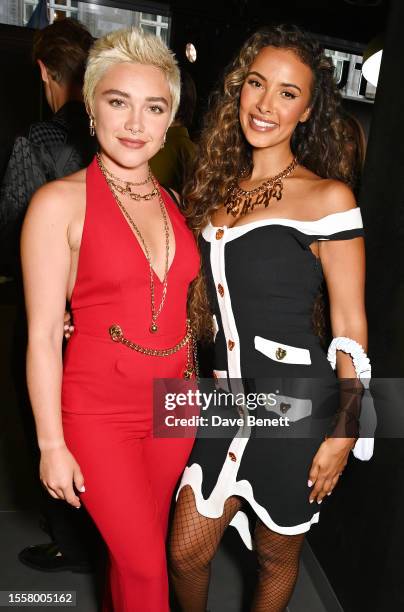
[169,24,371,611]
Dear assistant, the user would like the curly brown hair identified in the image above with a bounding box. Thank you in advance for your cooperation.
[186,24,351,343]
[336,110,367,197]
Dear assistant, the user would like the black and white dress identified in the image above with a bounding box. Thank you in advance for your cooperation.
[178,209,368,549]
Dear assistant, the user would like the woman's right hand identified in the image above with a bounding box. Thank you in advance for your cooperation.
[40,445,85,508]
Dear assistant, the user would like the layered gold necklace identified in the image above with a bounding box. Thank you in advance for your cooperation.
[225,157,298,217]
[97,153,198,379]
[97,153,168,334]
[104,165,159,201]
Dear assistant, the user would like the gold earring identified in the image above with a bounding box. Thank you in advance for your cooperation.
[89,116,96,136]
[160,132,167,150]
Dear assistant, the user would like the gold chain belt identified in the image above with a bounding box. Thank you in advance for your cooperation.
[108,321,197,380]
[109,320,192,355]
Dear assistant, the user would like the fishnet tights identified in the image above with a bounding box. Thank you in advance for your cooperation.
[169,485,242,612]
[251,521,305,611]
[169,485,305,612]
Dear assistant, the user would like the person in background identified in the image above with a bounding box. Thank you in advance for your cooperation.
[150,69,197,196]
[337,110,367,198]
[0,18,96,275]
[0,18,98,574]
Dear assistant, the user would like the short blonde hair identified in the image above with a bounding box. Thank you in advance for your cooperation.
[83,27,180,122]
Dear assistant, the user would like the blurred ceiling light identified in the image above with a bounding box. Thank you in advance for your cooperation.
[362,34,383,87]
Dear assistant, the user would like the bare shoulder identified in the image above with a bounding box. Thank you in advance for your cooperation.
[305,178,356,222]
[288,166,354,217]
[26,168,86,221]
[315,178,356,214]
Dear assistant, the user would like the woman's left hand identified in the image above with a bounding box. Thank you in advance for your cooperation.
[308,437,356,503]
[63,310,74,340]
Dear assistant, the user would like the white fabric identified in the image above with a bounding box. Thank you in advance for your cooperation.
[202,207,363,243]
[269,395,313,422]
[212,369,230,392]
[181,209,368,545]
[327,336,371,386]
[327,336,374,461]
[178,462,320,551]
[254,335,312,365]
[212,314,219,342]
[352,437,374,461]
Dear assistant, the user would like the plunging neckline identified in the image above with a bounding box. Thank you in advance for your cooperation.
[110,186,177,284]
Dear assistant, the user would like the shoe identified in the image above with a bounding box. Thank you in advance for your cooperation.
[18,542,93,573]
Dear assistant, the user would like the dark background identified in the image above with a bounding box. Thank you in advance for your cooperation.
[0,0,390,176]
[1,1,403,610]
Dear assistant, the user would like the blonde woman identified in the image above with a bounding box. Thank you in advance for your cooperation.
[21,28,199,611]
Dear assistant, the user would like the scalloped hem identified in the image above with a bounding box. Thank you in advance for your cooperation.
[177,463,320,550]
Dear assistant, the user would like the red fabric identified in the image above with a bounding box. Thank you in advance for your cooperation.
[61,157,199,611]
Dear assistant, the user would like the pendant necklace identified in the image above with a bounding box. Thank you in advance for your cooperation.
[225,157,298,217]
[97,153,169,334]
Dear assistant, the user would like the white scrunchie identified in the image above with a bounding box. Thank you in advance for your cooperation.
[327,336,374,461]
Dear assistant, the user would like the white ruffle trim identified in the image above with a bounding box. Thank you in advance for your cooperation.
[327,336,371,385]
[177,463,320,550]
[327,336,375,461]
[352,437,374,461]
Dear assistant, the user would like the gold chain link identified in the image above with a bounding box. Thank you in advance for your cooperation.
[97,154,169,333]
[109,320,197,380]
[109,321,192,356]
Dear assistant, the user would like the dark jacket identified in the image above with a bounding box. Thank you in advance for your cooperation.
[0,101,97,275]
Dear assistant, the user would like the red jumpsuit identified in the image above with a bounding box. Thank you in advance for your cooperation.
[61,158,199,611]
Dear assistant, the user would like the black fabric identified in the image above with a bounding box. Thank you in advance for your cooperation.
[0,101,98,563]
[185,220,363,534]
[162,185,183,210]
[0,101,96,276]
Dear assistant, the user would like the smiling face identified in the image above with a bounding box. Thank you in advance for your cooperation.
[92,61,172,171]
[239,46,313,151]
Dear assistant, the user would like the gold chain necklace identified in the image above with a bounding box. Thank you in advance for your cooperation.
[97,154,169,334]
[97,153,157,201]
[225,157,298,217]
[98,155,153,185]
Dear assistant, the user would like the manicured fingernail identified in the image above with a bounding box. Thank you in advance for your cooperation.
[327,492,332,496]
[308,480,313,487]
[79,486,85,492]
[318,499,323,504]
[64,325,69,330]
[309,499,314,504]
[69,326,74,331]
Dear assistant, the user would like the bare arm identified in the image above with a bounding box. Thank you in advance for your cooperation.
[308,182,367,503]
[21,181,84,507]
